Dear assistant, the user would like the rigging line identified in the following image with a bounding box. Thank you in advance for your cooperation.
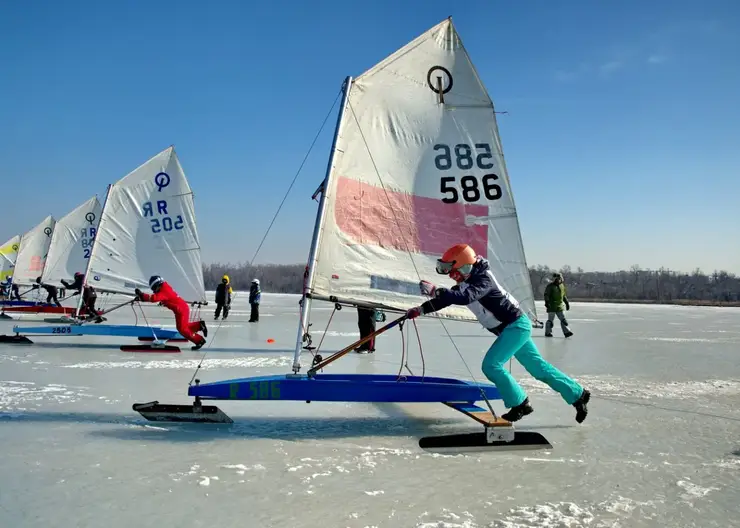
[397,321,408,380]
[412,319,425,380]
[346,100,499,418]
[313,305,337,355]
[186,287,240,385]
[402,320,415,376]
[130,301,138,326]
[247,88,343,266]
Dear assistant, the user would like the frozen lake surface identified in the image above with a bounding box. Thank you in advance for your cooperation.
[1,293,739,527]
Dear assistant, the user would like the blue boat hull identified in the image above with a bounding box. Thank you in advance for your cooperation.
[12,324,182,339]
[1,300,41,307]
[188,373,501,403]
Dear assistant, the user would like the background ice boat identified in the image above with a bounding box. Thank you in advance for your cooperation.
[0,217,57,317]
[4,146,207,352]
[1,196,103,320]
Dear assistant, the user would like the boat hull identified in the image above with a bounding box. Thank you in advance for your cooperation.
[11,324,182,339]
[188,373,501,403]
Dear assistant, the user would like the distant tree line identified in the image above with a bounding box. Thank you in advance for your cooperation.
[202,262,740,306]
[530,264,740,306]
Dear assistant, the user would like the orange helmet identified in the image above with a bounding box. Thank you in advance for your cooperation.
[436,244,478,278]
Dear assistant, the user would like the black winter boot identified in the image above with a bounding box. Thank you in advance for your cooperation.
[573,389,590,423]
[502,397,534,422]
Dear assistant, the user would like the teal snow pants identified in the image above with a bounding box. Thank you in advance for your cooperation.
[481,314,583,408]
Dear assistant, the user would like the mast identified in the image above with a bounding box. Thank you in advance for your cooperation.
[75,184,112,318]
[291,76,353,374]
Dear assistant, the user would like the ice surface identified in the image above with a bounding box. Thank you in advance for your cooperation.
[1,294,739,527]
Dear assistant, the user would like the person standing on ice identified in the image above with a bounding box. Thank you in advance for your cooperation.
[405,243,590,423]
[2,277,20,300]
[135,275,208,350]
[544,272,573,338]
[61,272,104,321]
[33,276,61,307]
[214,274,232,320]
[248,279,261,322]
[354,306,377,353]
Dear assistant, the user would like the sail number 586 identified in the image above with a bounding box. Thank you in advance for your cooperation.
[434,143,502,204]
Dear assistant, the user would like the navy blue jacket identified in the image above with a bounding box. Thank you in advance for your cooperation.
[420,258,523,333]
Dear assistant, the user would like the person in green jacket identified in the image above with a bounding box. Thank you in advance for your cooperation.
[544,273,573,338]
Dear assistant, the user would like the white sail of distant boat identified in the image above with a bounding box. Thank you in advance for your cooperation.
[304,18,538,326]
[82,146,205,303]
[6,146,202,341]
[0,235,20,282]
[12,215,56,286]
[40,196,102,287]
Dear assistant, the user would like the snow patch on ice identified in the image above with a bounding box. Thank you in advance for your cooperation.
[221,463,266,476]
[282,447,415,485]
[518,375,740,400]
[415,497,660,527]
[312,330,359,337]
[62,356,292,370]
[0,380,93,411]
[676,478,719,500]
[417,509,476,528]
[638,336,739,344]
[364,490,384,496]
[703,458,740,470]
[489,496,659,527]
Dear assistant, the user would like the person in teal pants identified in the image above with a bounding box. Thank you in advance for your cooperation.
[408,243,590,423]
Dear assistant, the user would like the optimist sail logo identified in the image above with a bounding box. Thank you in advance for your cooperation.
[155,172,171,192]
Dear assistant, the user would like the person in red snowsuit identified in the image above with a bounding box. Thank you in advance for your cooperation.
[135,275,208,350]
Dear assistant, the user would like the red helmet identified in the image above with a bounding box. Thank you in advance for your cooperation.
[436,244,477,280]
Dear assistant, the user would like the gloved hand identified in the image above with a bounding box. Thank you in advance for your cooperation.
[419,280,436,297]
[565,300,570,311]
[406,306,422,319]
[134,288,143,300]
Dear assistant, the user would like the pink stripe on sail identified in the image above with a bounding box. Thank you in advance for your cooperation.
[334,177,488,257]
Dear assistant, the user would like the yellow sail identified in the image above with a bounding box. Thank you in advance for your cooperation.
[0,235,21,282]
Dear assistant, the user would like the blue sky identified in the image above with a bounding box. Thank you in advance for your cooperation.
[1,0,739,273]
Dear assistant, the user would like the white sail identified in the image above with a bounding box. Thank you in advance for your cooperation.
[13,215,56,286]
[0,235,21,282]
[309,18,537,322]
[41,195,102,287]
[84,146,205,302]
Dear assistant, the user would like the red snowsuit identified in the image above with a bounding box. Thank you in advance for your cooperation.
[139,282,204,345]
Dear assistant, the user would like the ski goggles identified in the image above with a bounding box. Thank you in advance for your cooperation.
[435,260,473,275]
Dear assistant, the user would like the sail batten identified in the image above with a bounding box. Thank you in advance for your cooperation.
[308,18,538,323]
